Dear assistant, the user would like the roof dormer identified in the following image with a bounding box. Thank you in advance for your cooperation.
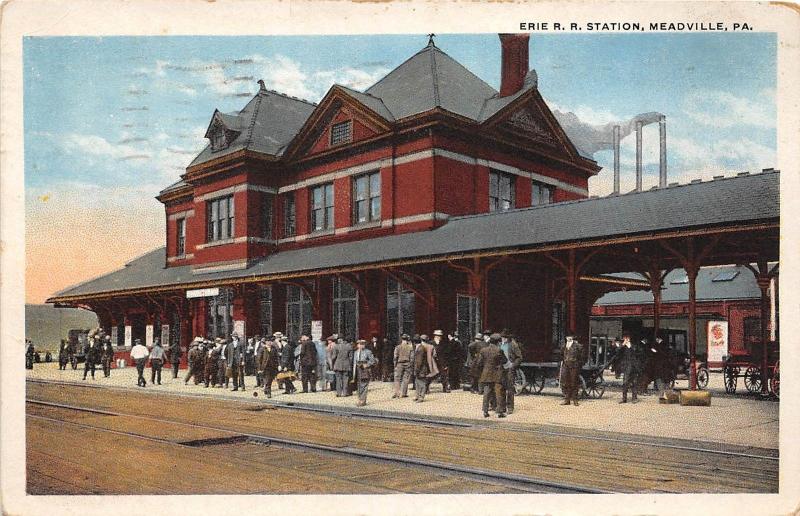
[205,109,243,152]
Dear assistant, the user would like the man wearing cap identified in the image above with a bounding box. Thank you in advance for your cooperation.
[353,339,378,406]
[475,333,508,417]
[130,338,150,387]
[500,331,524,414]
[560,335,583,406]
[298,334,318,393]
[149,338,166,385]
[184,338,202,385]
[330,337,353,397]
[412,335,439,402]
[392,334,414,398]
[257,336,279,398]
[432,330,451,393]
[168,338,182,379]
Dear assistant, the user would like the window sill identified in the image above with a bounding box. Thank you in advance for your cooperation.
[350,220,382,232]
[196,238,235,250]
[307,229,335,239]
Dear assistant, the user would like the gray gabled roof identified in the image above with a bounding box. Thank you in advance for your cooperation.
[366,42,499,121]
[336,85,395,121]
[189,89,317,167]
[595,265,763,306]
[51,171,779,301]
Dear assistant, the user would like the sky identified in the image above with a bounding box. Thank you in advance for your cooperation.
[24,33,777,303]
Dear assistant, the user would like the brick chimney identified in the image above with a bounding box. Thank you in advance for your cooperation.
[499,33,530,97]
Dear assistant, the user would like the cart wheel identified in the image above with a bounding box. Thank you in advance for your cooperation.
[579,375,588,398]
[531,370,545,394]
[514,368,529,395]
[724,366,737,394]
[744,366,762,393]
[770,361,779,399]
[696,368,709,389]
[586,375,605,399]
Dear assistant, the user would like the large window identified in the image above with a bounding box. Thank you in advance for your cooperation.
[262,194,274,239]
[330,120,352,146]
[353,172,381,224]
[552,301,565,350]
[489,170,515,212]
[457,295,480,344]
[284,193,296,237]
[386,277,415,345]
[176,218,186,255]
[531,181,554,206]
[207,195,235,242]
[259,286,272,337]
[206,288,233,339]
[286,285,312,344]
[311,183,334,232]
[332,277,359,341]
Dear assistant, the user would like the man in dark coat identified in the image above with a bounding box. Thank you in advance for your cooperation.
[101,336,115,377]
[560,335,583,406]
[475,333,508,418]
[617,334,644,403]
[413,335,439,402]
[168,339,182,379]
[448,332,464,390]
[467,333,486,394]
[256,339,279,398]
[330,338,353,397]
[58,339,70,370]
[298,335,318,393]
[500,332,524,414]
[82,336,100,380]
[184,338,203,384]
[204,343,219,388]
[432,330,451,393]
[279,337,297,394]
[225,334,244,391]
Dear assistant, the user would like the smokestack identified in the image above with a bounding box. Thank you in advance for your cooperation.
[635,120,643,192]
[499,34,530,97]
[613,125,621,194]
[659,115,667,188]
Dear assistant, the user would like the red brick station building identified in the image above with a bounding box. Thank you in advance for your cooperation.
[49,35,779,387]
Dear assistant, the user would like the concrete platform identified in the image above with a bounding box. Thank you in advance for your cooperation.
[26,362,778,450]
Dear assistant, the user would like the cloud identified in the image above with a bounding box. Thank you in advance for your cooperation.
[118,136,148,144]
[548,100,623,126]
[121,106,149,112]
[683,89,775,128]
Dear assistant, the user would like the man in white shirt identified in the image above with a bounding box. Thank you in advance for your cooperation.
[130,339,150,387]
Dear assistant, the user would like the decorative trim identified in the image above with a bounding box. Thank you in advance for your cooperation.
[307,228,335,239]
[168,209,195,221]
[196,183,276,202]
[275,147,588,196]
[167,253,194,263]
[191,260,249,275]
[195,238,237,250]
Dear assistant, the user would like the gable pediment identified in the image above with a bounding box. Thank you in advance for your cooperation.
[502,107,560,148]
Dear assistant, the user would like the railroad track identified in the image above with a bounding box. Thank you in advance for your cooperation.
[26,399,602,494]
[26,378,778,462]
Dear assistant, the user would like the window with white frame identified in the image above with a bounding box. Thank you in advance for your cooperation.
[332,277,359,341]
[330,120,352,146]
[353,172,381,224]
[531,180,554,206]
[489,170,515,212]
[311,183,334,231]
[207,195,235,242]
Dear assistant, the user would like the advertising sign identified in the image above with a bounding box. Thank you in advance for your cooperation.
[311,320,323,341]
[707,320,728,363]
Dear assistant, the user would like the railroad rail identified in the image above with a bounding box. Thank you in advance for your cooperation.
[26,399,602,494]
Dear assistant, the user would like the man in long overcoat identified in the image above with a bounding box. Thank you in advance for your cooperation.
[413,335,439,402]
[560,335,583,406]
[256,339,279,398]
[475,333,508,417]
[330,338,353,397]
[500,332,524,413]
[298,335,318,392]
[617,334,644,403]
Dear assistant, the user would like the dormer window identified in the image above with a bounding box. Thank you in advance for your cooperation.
[330,120,352,146]
[210,128,227,151]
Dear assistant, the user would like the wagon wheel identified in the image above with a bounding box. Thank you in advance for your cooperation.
[724,365,738,394]
[744,366,762,393]
[531,370,546,394]
[585,374,606,399]
[696,367,709,390]
[770,361,779,399]
[514,368,530,395]
[579,374,588,399]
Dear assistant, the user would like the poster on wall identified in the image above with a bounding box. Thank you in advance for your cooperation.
[707,320,728,363]
[311,320,323,342]
[161,324,170,347]
[124,325,132,347]
[233,320,245,339]
[146,324,154,347]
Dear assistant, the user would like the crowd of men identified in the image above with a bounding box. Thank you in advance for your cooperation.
[45,324,682,417]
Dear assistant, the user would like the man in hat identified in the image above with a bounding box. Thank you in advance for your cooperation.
[82,334,100,380]
[500,331,524,414]
[475,333,508,417]
[257,336,279,397]
[277,335,297,394]
[184,337,203,385]
[330,337,353,397]
[130,338,150,387]
[468,332,487,394]
[225,333,244,391]
[560,335,583,406]
[298,334,318,393]
[101,335,115,378]
[149,338,166,385]
[620,335,645,403]
[353,339,378,406]
[204,340,220,387]
[168,337,182,379]
[58,339,71,370]
[392,334,414,398]
[432,330,451,393]
[412,335,438,402]
[448,331,464,390]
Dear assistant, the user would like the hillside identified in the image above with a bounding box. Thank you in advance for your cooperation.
[26,304,98,352]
